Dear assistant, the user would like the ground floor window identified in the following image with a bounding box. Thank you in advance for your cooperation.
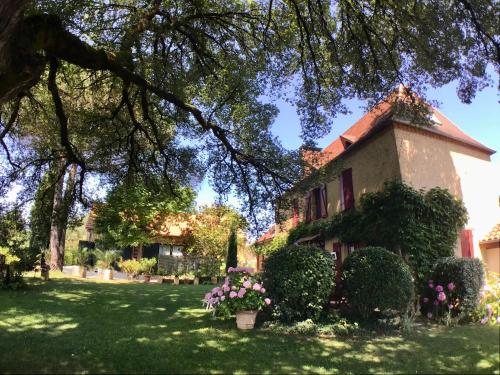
[159,245,184,257]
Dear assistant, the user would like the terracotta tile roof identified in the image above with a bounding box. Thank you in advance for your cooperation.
[255,225,275,244]
[306,93,495,170]
[482,223,500,242]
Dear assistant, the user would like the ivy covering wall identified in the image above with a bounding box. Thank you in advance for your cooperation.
[287,181,468,281]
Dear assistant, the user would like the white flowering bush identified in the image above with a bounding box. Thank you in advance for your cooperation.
[203,267,271,317]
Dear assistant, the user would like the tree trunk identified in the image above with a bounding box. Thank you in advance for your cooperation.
[49,162,77,270]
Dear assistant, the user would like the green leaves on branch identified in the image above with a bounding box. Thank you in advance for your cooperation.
[94,182,195,249]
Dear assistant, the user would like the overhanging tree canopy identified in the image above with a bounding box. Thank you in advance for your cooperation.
[0,0,498,231]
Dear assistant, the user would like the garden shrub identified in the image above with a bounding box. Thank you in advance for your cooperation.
[473,272,500,325]
[0,246,24,289]
[342,247,414,319]
[262,244,334,323]
[119,259,141,278]
[420,257,484,322]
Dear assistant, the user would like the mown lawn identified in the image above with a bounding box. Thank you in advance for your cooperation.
[0,276,499,374]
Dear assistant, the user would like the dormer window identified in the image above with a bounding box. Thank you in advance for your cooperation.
[431,113,442,125]
[340,135,356,150]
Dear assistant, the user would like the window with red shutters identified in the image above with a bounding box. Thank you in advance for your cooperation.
[341,168,354,211]
[313,187,321,219]
[319,183,328,218]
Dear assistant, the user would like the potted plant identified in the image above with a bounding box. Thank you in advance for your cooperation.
[203,267,271,330]
[139,257,157,283]
[193,270,202,285]
[95,249,120,280]
[75,248,93,278]
[119,259,141,280]
[173,271,180,285]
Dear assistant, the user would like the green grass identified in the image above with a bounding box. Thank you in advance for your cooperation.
[1,276,499,374]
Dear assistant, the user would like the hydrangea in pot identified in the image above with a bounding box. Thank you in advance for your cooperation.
[203,267,271,330]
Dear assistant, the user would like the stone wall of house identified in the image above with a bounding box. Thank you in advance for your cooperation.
[393,122,499,260]
[322,124,402,219]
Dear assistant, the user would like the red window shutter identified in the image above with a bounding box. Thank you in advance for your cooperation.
[342,168,354,210]
[320,183,328,218]
[292,200,299,226]
[460,229,474,258]
[304,192,312,223]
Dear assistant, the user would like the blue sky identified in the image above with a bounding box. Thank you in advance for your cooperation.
[196,76,500,207]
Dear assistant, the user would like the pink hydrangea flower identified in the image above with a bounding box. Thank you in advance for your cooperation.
[448,304,454,310]
[423,297,429,303]
[427,312,433,319]
[217,290,223,297]
[264,298,271,305]
[227,267,234,273]
[260,288,266,293]
[428,280,434,289]
[223,285,230,293]
[237,288,247,298]
[437,292,446,302]
[205,292,212,300]
[229,291,237,299]
[243,280,252,289]
[435,285,444,292]
[252,283,262,291]
[447,282,455,291]
[220,295,225,301]
[212,287,220,294]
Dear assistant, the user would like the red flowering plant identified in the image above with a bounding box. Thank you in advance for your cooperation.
[203,267,271,318]
[420,279,460,323]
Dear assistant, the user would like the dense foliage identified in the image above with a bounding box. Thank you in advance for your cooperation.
[342,247,414,319]
[473,273,500,326]
[420,257,484,322]
[94,249,121,270]
[0,246,24,289]
[184,206,246,261]
[225,226,238,272]
[0,208,31,271]
[1,0,497,232]
[287,181,468,280]
[262,245,334,323]
[253,233,288,256]
[94,181,194,249]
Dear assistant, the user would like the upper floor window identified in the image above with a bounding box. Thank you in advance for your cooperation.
[304,184,328,222]
[340,168,354,211]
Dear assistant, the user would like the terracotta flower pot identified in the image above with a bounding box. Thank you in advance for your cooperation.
[236,310,258,330]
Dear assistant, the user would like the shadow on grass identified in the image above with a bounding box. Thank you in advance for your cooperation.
[1,277,498,374]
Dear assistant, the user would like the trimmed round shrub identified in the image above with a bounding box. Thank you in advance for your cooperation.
[420,257,484,321]
[262,245,334,323]
[342,246,414,319]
